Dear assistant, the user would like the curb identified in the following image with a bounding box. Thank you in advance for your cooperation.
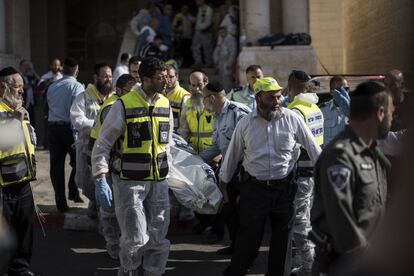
[36,209,195,234]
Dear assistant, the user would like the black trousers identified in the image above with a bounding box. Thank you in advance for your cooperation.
[48,123,78,210]
[2,182,35,275]
[225,175,297,276]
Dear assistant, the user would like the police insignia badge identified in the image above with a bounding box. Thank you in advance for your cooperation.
[159,122,170,144]
[327,165,351,191]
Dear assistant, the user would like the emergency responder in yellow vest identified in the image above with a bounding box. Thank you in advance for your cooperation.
[0,67,39,276]
[285,70,324,276]
[165,64,190,131]
[70,63,114,219]
[178,70,215,154]
[91,57,173,276]
[89,74,135,259]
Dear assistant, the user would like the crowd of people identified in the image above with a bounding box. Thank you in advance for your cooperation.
[0,3,412,276]
[130,0,238,89]
[0,50,411,275]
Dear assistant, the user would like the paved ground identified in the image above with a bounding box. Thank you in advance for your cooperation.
[31,228,270,276]
[30,150,270,275]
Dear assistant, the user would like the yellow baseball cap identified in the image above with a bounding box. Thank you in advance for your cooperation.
[253,77,283,94]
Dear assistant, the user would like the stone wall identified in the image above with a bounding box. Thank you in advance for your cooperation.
[343,0,414,74]
[238,46,317,86]
[309,0,344,74]
[0,0,31,68]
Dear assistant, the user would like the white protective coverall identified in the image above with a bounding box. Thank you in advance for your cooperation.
[92,88,173,276]
[213,33,237,92]
[70,84,104,202]
[290,93,323,275]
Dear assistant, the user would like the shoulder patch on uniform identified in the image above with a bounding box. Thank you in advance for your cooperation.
[327,165,351,191]
[228,103,237,110]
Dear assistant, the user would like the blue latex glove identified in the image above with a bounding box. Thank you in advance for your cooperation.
[332,87,350,116]
[95,177,112,209]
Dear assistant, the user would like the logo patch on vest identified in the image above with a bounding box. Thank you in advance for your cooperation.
[327,165,351,191]
[159,122,170,144]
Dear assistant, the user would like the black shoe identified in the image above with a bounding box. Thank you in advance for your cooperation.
[69,194,84,203]
[216,246,233,255]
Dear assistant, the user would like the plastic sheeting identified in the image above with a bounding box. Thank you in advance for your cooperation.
[168,134,222,215]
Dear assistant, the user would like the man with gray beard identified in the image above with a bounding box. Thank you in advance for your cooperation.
[178,70,214,154]
[70,63,113,218]
[219,77,321,276]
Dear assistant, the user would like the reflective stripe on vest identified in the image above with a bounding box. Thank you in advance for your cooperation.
[119,89,170,181]
[167,86,190,130]
[288,98,324,146]
[0,101,36,186]
[185,98,215,154]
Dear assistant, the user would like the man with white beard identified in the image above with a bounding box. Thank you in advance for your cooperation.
[0,67,39,276]
[220,77,321,276]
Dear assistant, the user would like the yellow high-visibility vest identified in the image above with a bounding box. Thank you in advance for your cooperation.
[89,94,119,152]
[288,98,324,145]
[185,98,215,154]
[0,101,36,186]
[167,85,190,130]
[119,89,171,181]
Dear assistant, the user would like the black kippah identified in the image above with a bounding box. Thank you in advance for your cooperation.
[64,57,78,67]
[205,81,224,93]
[289,70,310,83]
[0,66,19,77]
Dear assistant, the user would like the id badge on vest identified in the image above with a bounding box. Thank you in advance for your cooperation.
[159,122,170,144]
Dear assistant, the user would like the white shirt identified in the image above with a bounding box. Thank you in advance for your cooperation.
[92,85,174,177]
[195,4,213,32]
[112,64,129,89]
[219,107,322,183]
[39,70,63,84]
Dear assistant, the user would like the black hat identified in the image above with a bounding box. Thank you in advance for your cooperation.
[64,57,78,67]
[205,81,224,93]
[0,66,19,77]
[289,70,310,83]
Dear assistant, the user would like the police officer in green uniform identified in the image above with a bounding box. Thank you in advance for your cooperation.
[311,81,394,275]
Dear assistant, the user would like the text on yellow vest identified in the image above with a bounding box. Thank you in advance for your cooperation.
[288,98,324,146]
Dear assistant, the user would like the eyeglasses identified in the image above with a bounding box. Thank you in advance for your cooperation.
[119,87,131,93]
